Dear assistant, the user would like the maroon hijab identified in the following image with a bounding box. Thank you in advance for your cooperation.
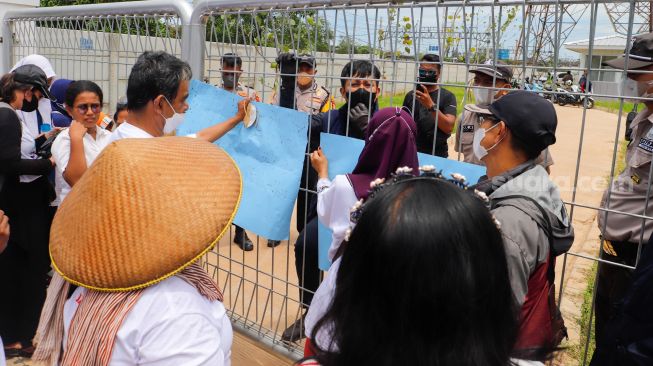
[346,107,419,199]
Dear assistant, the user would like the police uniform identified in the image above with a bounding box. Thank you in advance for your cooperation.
[595,32,653,344]
[454,103,555,168]
[272,82,334,115]
[222,83,261,102]
[595,109,653,341]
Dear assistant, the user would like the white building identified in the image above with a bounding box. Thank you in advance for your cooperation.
[564,34,627,99]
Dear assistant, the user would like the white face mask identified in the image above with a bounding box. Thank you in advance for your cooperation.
[473,88,494,106]
[621,78,653,100]
[160,97,185,134]
[473,122,503,161]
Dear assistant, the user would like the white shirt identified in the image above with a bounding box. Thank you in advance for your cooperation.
[15,98,53,136]
[63,276,232,365]
[110,121,154,142]
[51,126,113,205]
[0,336,5,366]
[304,175,358,349]
[18,114,43,183]
[110,121,196,142]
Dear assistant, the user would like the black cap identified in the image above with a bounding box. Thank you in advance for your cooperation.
[488,91,557,153]
[470,61,513,82]
[297,54,316,68]
[12,64,54,101]
[604,32,653,70]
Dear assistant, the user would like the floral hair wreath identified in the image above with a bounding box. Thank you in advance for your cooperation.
[344,166,501,241]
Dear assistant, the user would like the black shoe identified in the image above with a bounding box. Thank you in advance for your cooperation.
[267,240,282,247]
[234,231,254,251]
[281,313,306,342]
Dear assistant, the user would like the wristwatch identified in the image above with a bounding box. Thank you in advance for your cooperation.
[428,105,438,112]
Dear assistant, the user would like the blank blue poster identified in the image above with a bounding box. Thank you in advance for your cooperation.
[318,132,486,270]
[178,80,308,241]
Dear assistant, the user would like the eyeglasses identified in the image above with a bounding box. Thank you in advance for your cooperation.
[477,114,500,125]
[75,103,101,114]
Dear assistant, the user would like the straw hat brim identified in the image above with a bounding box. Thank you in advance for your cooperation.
[50,137,242,292]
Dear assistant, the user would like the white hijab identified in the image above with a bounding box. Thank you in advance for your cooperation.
[11,54,56,131]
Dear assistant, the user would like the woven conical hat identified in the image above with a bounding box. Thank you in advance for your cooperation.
[50,137,242,291]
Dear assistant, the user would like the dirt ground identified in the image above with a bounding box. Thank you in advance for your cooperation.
[7,103,623,366]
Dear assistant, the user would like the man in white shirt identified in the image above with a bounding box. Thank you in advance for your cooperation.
[32,137,239,365]
[111,51,249,143]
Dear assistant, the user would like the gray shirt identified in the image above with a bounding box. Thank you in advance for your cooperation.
[599,109,653,244]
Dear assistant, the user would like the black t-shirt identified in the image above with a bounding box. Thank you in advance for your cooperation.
[403,88,457,157]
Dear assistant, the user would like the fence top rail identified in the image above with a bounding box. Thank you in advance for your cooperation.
[3,0,193,21]
[2,0,643,21]
[191,0,639,15]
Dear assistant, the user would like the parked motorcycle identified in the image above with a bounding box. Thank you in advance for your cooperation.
[557,84,595,109]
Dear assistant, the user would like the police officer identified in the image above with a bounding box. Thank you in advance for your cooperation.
[272,53,333,114]
[595,32,653,344]
[454,61,554,172]
[220,53,261,102]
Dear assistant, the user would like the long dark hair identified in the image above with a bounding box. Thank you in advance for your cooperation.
[311,178,518,366]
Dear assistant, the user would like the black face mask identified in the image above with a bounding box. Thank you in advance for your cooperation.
[21,96,39,112]
[347,88,377,109]
[222,73,238,89]
[418,69,438,85]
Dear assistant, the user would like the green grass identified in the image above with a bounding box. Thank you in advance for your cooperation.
[594,100,637,114]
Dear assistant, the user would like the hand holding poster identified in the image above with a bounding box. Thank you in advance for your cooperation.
[178,80,308,241]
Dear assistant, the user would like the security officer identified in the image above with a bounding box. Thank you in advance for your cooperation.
[221,53,261,102]
[596,32,653,344]
[272,53,333,114]
[454,61,554,172]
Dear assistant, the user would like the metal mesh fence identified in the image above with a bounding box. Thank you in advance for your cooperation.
[4,0,653,363]
[7,12,184,115]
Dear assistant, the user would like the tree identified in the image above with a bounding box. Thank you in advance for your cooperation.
[39,0,178,38]
[335,37,372,54]
[206,12,333,54]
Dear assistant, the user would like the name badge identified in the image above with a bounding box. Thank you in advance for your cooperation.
[638,137,653,153]
[462,125,474,133]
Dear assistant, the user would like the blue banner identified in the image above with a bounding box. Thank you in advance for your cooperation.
[179,80,308,240]
[317,132,486,270]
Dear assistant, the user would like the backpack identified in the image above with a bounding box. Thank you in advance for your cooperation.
[491,195,569,358]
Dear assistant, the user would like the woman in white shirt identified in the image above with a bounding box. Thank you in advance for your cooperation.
[51,80,112,204]
[303,107,419,354]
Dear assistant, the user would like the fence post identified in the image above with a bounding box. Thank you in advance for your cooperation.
[186,6,206,81]
[1,17,13,72]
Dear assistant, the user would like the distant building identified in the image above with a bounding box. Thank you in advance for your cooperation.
[564,34,630,99]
